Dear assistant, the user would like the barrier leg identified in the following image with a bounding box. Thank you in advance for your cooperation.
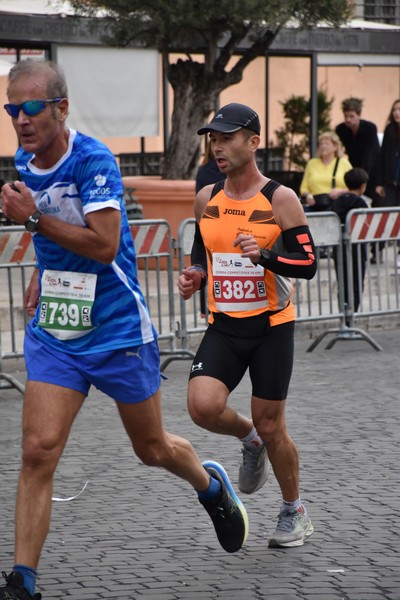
[0,319,25,394]
[324,327,383,351]
[307,326,383,352]
[0,372,25,395]
[160,350,195,372]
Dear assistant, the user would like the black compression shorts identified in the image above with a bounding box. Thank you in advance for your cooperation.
[189,312,295,400]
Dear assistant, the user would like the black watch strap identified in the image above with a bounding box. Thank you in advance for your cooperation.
[24,210,43,232]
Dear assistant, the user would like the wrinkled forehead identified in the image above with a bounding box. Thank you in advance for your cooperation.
[8,73,49,101]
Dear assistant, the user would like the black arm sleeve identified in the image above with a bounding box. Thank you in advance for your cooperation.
[191,222,207,269]
[256,225,317,280]
[190,221,207,289]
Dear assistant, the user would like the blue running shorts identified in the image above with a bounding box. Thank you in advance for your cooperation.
[24,327,161,404]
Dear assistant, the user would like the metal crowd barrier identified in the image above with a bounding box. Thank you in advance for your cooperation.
[175,210,400,354]
[174,218,208,356]
[0,220,192,395]
[307,207,400,351]
[127,219,194,370]
[0,227,35,393]
[1,210,400,394]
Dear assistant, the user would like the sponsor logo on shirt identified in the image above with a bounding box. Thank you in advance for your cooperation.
[223,208,246,215]
[90,173,110,198]
[94,174,107,187]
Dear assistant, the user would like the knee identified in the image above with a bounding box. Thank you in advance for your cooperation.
[21,434,61,474]
[254,416,287,448]
[134,436,181,469]
[134,441,161,467]
[188,397,216,428]
[188,388,224,428]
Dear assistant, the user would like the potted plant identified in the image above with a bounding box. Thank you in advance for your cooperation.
[272,89,334,195]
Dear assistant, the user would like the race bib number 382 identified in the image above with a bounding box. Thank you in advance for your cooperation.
[212,253,268,312]
[38,270,97,340]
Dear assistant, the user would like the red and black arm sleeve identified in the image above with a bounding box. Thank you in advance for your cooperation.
[256,225,317,280]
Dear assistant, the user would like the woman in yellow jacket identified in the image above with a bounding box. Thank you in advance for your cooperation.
[300,130,352,212]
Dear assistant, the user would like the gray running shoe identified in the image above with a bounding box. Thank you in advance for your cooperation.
[268,506,314,548]
[238,444,269,494]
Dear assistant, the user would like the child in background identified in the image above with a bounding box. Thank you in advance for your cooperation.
[332,167,369,326]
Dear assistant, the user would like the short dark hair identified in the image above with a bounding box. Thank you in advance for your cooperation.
[341,97,363,115]
[344,167,369,190]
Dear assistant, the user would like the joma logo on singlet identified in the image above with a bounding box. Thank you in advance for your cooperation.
[223,208,246,216]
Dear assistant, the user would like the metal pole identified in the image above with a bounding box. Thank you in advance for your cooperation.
[264,54,270,173]
[310,52,318,158]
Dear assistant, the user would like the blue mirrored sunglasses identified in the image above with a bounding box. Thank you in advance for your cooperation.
[4,98,62,118]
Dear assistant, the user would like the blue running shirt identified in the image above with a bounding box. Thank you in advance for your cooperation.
[15,129,156,355]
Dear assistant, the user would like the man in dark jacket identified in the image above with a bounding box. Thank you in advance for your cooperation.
[335,97,380,207]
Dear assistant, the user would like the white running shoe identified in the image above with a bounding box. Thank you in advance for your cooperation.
[268,506,314,548]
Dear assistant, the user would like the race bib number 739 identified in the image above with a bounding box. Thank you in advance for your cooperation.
[38,270,97,340]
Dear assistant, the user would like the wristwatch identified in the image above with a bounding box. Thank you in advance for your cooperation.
[24,210,42,232]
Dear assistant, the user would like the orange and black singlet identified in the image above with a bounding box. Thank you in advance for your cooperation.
[200,181,296,327]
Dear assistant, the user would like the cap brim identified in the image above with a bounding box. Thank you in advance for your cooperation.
[197,123,242,135]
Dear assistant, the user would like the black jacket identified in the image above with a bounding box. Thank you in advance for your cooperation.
[332,192,368,225]
[335,120,380,176]
[376,124,400,187]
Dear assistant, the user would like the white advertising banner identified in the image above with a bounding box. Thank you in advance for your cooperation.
[57,45,159,138]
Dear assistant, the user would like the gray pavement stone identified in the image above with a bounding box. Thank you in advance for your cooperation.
[0,327,399,599]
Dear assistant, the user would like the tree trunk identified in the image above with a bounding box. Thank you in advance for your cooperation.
[162,61,226,180]
[162,29,279,180]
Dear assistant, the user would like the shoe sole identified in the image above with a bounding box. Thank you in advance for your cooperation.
[202,460,249,549]
[239,456,270,494]
[268,520,314,548]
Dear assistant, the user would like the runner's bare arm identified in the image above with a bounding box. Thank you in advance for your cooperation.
[2,182,120,264]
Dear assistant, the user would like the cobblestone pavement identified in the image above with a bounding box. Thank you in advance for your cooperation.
[0,327,399,600]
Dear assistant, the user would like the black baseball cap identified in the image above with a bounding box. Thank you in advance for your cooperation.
[197,103,261,135]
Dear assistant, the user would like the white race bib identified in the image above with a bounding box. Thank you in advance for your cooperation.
[212,253,268,312]
[38,270,97,340]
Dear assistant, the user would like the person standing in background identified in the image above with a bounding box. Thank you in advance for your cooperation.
[375,99,400,207]
[335,97,381,207]
[196,140,226,195]
[331,168,369,325]
[375,98,400,266]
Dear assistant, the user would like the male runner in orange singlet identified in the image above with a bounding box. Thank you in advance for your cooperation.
[178,103,317,547]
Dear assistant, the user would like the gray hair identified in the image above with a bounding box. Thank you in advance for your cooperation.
[7,59,68,99]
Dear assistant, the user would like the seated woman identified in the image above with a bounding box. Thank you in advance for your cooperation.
[300,131,352,212]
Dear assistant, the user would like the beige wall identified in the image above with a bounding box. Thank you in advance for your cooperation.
[1,54,399,161]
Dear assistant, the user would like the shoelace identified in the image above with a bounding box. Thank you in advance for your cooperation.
[276,509,299,532]
[2,571,15,586]
[241,446,263,470]
[204,482,235,519]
